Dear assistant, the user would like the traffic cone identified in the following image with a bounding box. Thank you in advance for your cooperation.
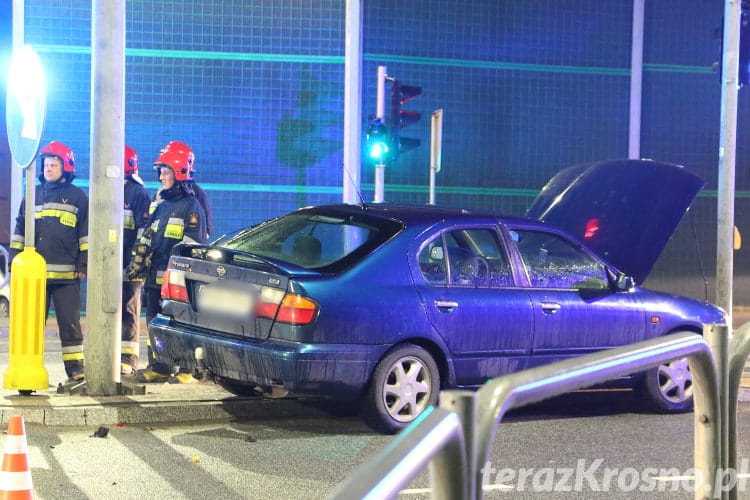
[0,415,32,499]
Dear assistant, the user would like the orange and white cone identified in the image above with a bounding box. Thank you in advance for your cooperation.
[0,415,32,499]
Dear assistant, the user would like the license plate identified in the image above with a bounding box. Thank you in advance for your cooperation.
[197,284,254,317]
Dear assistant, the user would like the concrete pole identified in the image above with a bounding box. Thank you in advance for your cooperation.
[342,0,363,205]
[717,0,740,328]
[86,0,125,395]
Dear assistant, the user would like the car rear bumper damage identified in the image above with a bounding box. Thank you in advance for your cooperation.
[148,314,385,398]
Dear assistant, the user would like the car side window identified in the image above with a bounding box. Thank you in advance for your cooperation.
[418,237,447,284]
[418,228,513,287]
[511,229,609,289]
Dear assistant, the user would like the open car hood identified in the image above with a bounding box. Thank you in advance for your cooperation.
[526,159,704,284]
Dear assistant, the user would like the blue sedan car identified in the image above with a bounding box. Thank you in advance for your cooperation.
[149,159,726,433]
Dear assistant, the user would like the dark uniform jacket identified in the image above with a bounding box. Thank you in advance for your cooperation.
[123,178,151,269]
[10,179,89,283]
[144,184,206,289]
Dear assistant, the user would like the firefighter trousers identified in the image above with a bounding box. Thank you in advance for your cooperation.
[121,280,143,373]
[45,281,85,379]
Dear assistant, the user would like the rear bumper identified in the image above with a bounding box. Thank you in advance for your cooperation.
[148,314,386,399]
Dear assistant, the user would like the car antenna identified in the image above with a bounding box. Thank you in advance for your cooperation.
[688,210,709,301]
[343,163,368,209]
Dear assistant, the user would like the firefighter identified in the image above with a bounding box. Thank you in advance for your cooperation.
[10,141,88,382]
[121,146,151,376]
[158,140,214,239]
[126,142,206,383]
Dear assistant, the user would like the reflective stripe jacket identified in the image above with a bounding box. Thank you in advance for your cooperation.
[123,178,151,269]
[144,187,206,288]
[10,179,89,283]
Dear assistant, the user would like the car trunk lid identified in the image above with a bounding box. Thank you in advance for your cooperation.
[162,245,314,340]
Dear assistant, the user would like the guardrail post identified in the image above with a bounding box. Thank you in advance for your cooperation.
[727,322,750,500]
[705,324,729,499]
[440,390,478,500]
[467,333,718,500]
[328,332,721,499]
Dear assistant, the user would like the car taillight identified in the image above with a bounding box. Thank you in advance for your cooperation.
[161,269,188,302]
[255,286,318,325]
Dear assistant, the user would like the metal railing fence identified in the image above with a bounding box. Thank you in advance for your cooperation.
[329,331,721,500]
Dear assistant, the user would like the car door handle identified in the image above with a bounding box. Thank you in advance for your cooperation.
[435,300,459,311]
[540,302,561,314]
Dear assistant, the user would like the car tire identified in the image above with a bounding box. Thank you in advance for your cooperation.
[362,344,440,434]
[636,358,694,413]
[0,297,7,318]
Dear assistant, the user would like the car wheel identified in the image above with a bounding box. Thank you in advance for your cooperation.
[214,377,263,397]
[636,358,693,413]
[362,344,440,434]
[0,297,8,318]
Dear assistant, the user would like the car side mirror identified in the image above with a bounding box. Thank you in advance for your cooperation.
[615,272,635,291]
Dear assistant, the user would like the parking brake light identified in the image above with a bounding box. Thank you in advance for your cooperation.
[161,269,188,302]
[255,286,318,325]
[276,294,318,324]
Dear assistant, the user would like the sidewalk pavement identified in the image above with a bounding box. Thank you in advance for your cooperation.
[0,319,327,427]
[0,312,749,428]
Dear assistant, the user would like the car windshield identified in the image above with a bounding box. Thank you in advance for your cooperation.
[219,211,402,269]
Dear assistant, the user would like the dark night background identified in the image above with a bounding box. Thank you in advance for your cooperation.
[7,0,749,305]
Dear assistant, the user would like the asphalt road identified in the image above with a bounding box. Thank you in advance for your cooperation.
[17,389,750,499]
[2,315,750,498]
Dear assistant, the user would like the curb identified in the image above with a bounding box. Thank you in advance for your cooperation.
[0,382,335,427]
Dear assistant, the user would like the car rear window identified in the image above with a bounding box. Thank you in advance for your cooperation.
[219,211,402,270]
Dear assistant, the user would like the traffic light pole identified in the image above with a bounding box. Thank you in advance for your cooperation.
[429,109,443,205]
[374,163,385,203]
[374,65,387,203]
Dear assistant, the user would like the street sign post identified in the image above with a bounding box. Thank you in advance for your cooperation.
[3,44,49,394]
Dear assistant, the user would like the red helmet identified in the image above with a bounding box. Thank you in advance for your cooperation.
[159,141,194,172]
[40,141,75,173]
[154,147,193,182]
[124,145,139,176]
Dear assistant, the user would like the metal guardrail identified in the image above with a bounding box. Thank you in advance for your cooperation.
[329,331,719,500]
[727,321,750,500]
[327,406,468,500]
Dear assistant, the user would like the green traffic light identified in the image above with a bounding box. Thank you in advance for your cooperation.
[365,119,393,164]
[369,141,390,161]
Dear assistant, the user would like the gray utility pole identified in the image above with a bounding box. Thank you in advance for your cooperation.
[627,0,643,159]
[717,0,740,326]
[716,2,741,487]
[86,0,126,395]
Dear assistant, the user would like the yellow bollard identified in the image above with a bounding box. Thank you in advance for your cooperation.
[3,247,49,393]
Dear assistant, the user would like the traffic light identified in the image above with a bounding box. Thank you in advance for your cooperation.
[741,6,750,85]
[390,79,422,156]
[718,2,750,86]
[364,118,394,164]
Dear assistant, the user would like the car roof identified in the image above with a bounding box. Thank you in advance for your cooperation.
[296,203,533,227]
